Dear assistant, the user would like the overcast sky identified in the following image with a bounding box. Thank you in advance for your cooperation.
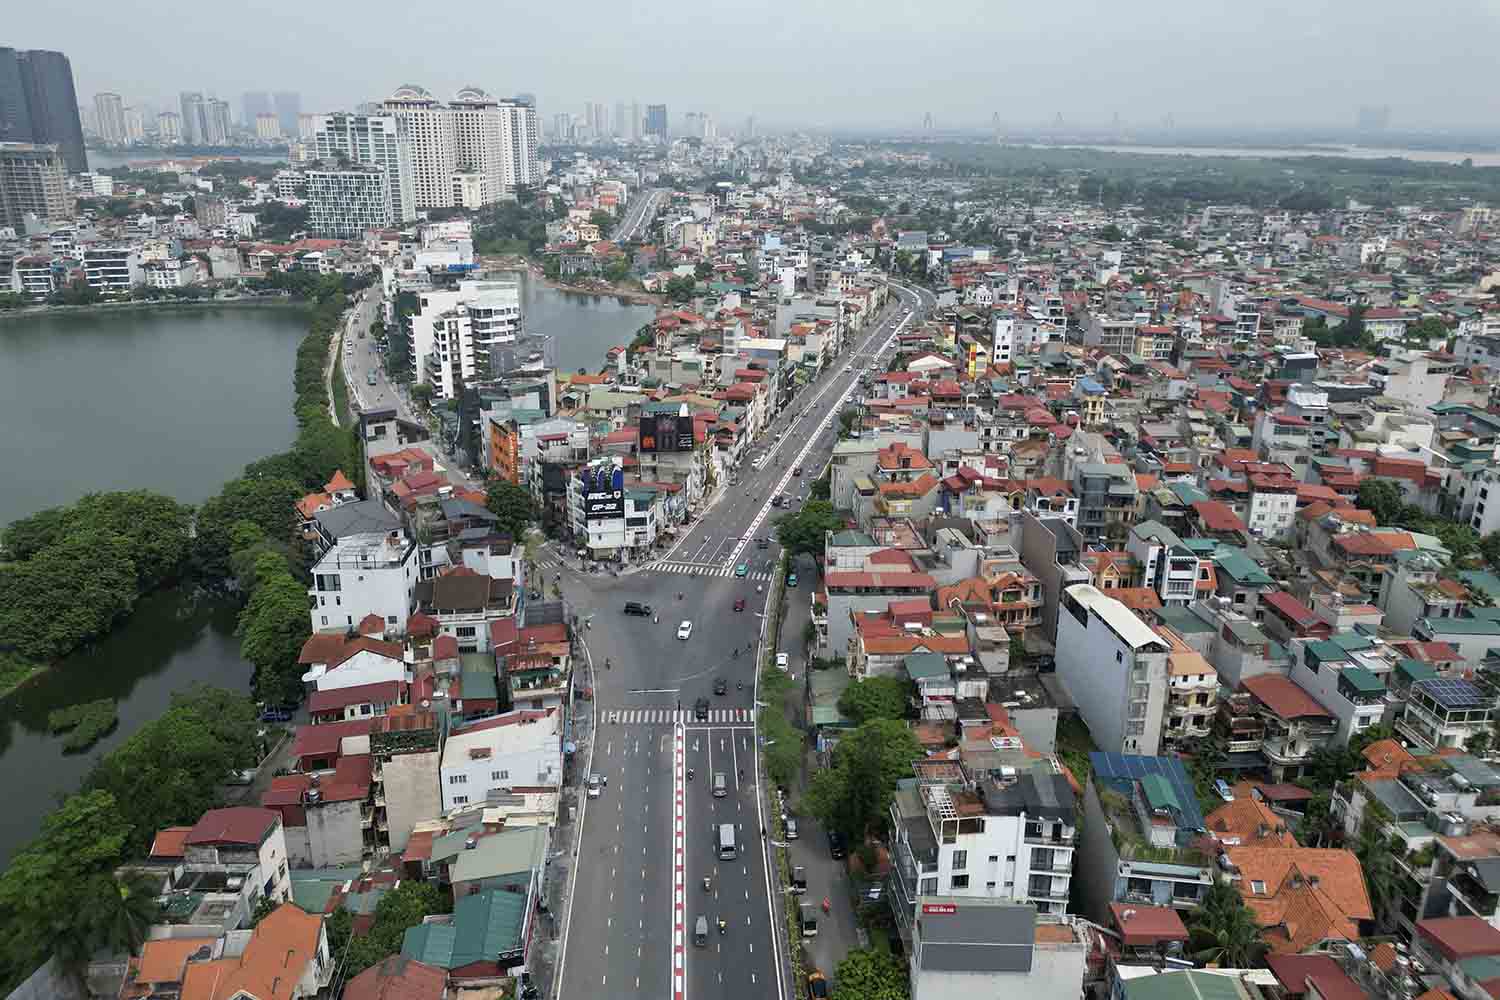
[12,0,1500,132]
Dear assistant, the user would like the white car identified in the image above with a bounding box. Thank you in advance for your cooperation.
[677,620,694,640]
[587,773,602,798]
[776,653,789,671]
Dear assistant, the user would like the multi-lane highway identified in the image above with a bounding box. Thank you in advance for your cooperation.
[615,187,669,243]
[554,282,926,1000]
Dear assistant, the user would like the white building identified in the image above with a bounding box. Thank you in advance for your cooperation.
[312,111,415,223]
[307,530,418,633]
[183,807,294,909]
[142,256,198,288]
[382,85,456,210]
[305,166,394,239]
[992,313,1016,366]
[254,113,281,140]
[409,278,522,399]
[909,903,1087,1000]
[565,457,665,562]
[382,84,540,211]
[1056,584,1170,756]
[80,244,143,292]
[440,708,563,813]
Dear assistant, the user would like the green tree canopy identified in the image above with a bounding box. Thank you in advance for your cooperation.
[0,529,139,659]
[1356,479,1405,526]
[237,553,313,705]
[1188,882,1266,968]
[486,480,538,541]
[830,947,909,1000]
[341,881,448,976]
[775,500,844,559]
[664,274,697,302]
[194,475,302,578]
[838,676,911,724]
[805,718,922,842]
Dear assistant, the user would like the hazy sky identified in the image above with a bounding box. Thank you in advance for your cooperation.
[12,0,1500,131]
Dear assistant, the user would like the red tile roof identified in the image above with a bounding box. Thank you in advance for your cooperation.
[1243,674,1333,720]
[150,826,194,860]
[185,807,278,847]
[308,681,404,715]
[1418,916,1500,961]
[1107,903,1189,946]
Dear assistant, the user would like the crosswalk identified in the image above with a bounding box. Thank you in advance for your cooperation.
[650,561,773,582]
[600,706,756,726]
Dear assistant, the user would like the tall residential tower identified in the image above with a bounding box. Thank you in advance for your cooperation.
[0,48,87,171]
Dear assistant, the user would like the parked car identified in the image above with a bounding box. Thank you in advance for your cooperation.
[776,653,789,671]
[786,817,799,840]
[366,372,377,386]
[787,573,799,587]
[827,830,847,859]
[1215,779,1235,802]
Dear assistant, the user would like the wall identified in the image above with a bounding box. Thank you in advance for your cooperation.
[306,798,366,868]
[384,750,441,851]
[1077,780,1123,923]
[1055,603,1131,754]
[911,938,1086,1000]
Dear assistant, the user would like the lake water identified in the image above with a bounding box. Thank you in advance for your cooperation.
[1029,142,1500,167]
[85,149,288,170]
[0,285,653,863]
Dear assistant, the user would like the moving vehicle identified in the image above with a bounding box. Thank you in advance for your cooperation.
[677,620,694,640]
[776,653,789,671]
[799,903,819,937]
[623,601,654,617]
[792,465,802,476]
[694,915,708,947]
[786,817,799,840]
[827,830,846,859]
[808,970,829,999]
[734,563,748,578]
[713,772,727,797]
[714,677,727,696]
[717,822,737,860]
[787,573,799,587]
[587,774,602,799]
[695,697,710,721]
[733,597,746,612]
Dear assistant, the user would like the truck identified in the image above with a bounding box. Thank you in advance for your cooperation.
[717,822,737,860]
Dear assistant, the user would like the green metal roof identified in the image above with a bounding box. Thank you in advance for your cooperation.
[401,888,529,968]
[1305,640,1349,664]
[1340,664,1386,695]
[450,826,548,885]
[1122,971,1251,1000]
[1154,606,1214,635]
[1140,773,1179,813]
[1396,658,1439,683]
[1212,549,1273,585]
[903,651,949,681]
[1460,570,1500,603]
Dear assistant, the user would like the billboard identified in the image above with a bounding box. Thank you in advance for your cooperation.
[639,411,695,453]
[582,465,625,521]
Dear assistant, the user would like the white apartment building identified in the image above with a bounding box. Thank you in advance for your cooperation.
[313,111,416,222]
[889,769,1078,932]
[143,256,197,288]
[440,709,563,813]
[992,313,1015,366]
[14,257,55,299]
[308,530,418,633]
[1056,584,1171,756]
[305,167,394,239]
[409,278,523,399]
[1126,521,1203,607]
[382,85,539,210]
[80,245,143,292]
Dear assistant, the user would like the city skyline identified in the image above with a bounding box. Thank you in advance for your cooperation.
[8,0,1500,132]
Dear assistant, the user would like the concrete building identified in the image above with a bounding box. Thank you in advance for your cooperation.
[254,112,282,140]
[155,111,181,144]
[307,527,418,633]
[80,244,142,292]
[305,165,395,238]
[382,84,539,211]
[0,48,88,171]
[409,278,523,399]
[439,708,562,813]
[1056,584,1170,756]
[314,111,415,222]
[909,902,1087,1000]
[370,709,442,852]
[92,91,125,145]
[645,103,668,139]
[183,806,294,910]
[0,142,71,229]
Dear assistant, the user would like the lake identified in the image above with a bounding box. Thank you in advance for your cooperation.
[514,270,657,373]
[1027,142,1500,167]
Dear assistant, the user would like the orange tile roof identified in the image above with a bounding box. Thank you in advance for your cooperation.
[137,937,217,985]
[1224,847,1372,954]
[1205,787,1299,847]
[150,826,193,859]
[181,904,323,1000]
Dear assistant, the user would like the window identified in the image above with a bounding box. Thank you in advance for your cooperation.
[920,878,938,895]
[448,774,467,785]
[988,855,999,864]
[491,769,510,781]
[1006,854,1016,863]
[452,795,468,805]
[320,616,328,626]
[951,850,967,871]
[986,881,997,890]
[360,705,371,715]
[950,875,970,890]
[1250,880,1267,894]
[457,626,477,638]
[1116,651,1124,663]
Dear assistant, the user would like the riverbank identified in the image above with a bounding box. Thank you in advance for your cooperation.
[0,294,304,322]
[476,255,663,306]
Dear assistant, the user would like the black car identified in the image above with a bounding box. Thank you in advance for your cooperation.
[623,601,653,616]
[827,830,846,859]
[694,697,710,721]
[714,677,727,696]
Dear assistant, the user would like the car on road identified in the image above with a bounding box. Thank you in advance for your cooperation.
[587,774,602,798]
[807,971,829,999]
[792,465,802,476]
[623,602,653,616]
[734,562,749,577]
[786,817,799,840]
[366,372,377,386]
[694,698,709,721]
[677,620,694,640]
[787,572,799,587]
[827,830,847,859]
[714,677,727,695]
[776,652,789,671]
[733,597,745,612]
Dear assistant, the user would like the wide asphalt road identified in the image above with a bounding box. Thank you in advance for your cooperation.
[555,283,924,1000]
[615,188,669,243]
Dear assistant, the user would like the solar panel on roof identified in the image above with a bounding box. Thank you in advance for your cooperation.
[1089,752,1205,828]
[1419,677,1485,710]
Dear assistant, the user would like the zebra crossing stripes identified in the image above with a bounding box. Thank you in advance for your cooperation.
[651,561,773,582]
[601,707,756,726]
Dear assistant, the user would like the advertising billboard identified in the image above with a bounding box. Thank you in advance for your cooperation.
[639,411,696,453]
[582,465,626,520]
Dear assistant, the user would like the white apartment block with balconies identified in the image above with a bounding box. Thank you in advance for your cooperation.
[409,278,522,400]
[308,530,418,634]
[1056,584,1171,756]
[81,244,143,292]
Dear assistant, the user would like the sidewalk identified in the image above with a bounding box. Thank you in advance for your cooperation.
[776,565,862,984]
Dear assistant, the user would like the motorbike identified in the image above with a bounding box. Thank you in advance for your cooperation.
[703,876,712,892]
[686,768,695,781]
[718,918,727,936]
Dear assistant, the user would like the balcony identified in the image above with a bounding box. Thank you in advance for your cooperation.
[1025,830,1075,847]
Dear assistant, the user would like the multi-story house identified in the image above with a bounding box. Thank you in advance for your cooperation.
[1162,630,1218,751]
[439,708,562,814]
[888,758,1078,945]
[1056,584,1171,756]
[411,570,516,652]
[1076,753,1215,923]
[1397,678,1494,752]
[368,708,442,852]
[1074,463,1139,542]
[1234,673,1339,782]
[307,527,418,634]
[1286,635,1392,745]
[1127,521,1211,608]
[81,243,142,292]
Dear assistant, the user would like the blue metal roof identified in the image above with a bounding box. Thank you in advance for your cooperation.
[1088,752,1204,829]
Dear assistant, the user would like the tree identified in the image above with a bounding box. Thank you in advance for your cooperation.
[1354,812,1399,920]
[775,500,844,559]
[1188,882,1266,968]
[830,947,908,1000]
[250,894,280,926]
[1356,479,1405,526]
[694,261,714,280]
[1296,791,1342,847]
[194,475,302,579]
[805,718,921,842]
[0,529,139,659]
[665,274,697,302]
[809,473,831,501]
[1468,731,1493,757]
[838,677,911,724]
[237,554,313,706]
[486,480,538,541]
[589,210,615,233]
[340,881,447,976]
[1100,223,1124,242]
[86,871,162,955]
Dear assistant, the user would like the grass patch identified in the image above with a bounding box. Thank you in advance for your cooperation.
[48,698,119,752]
[0,652,46,699]
[1056,715,1097,785]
